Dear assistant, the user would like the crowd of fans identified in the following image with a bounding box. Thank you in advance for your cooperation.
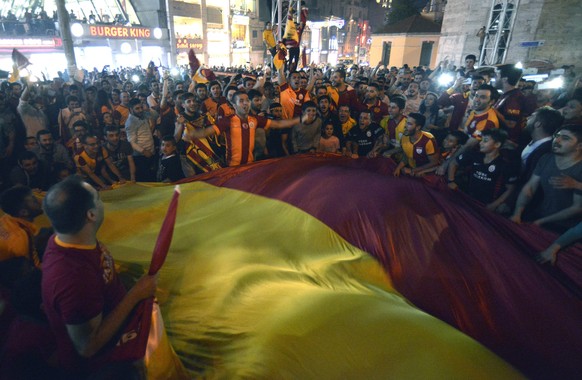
[0,54,581,376]
[0,8,130,37]
[0,8,57,36]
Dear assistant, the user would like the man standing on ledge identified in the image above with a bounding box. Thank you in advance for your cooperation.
[41,176,157,376]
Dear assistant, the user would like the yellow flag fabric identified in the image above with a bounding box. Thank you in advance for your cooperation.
[273,43,287,71]
[98,182,521,379]
[284,18,298,43]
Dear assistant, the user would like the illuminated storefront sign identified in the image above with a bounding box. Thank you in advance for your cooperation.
[176,38,203,52]
[0,38,62,49]
[88,25,152,39]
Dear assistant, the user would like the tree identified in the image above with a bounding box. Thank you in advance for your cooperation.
[385,0,422,25]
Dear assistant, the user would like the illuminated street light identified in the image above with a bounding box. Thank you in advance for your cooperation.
[120,42,132,54]
[71,23,84,37]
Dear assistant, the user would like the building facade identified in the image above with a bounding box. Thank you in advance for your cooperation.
[0,0,270,73]
[0,0,170,75]
[370,14,441,68]
[437,0,582,69]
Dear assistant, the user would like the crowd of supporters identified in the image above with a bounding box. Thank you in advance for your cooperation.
[0,54,581,375]
[0,8,130,37]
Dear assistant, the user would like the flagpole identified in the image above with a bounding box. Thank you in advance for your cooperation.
[55,0,78,80]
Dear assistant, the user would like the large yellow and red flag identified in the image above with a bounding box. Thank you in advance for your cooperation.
[89,154,582,379]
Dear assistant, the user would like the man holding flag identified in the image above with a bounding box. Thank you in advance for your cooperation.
[41,176,158,376]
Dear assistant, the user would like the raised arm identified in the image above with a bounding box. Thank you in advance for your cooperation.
[277,64,287,86]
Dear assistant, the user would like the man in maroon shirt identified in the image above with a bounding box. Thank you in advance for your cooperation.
[361,82,389,124]
[41,176,157,376]
[327,69,360,117]
[495,64,531,146]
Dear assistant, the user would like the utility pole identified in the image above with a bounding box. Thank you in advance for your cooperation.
[201,0,209,65]
[55,0,78,79]
[165,0,177,67]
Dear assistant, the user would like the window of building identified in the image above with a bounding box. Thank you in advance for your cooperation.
[419,41,434,67]
[381,41,391,65]
[207,7,223,25]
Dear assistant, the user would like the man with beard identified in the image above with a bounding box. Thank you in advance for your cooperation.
[501,107,564,214]
[438,76,485,131]
[511,124,582,231]
[317,95,343,148]
[403,82,422,115]
[75,135,126,190]
[147,80,161,112]
[393,113,439,177]
[194,83,209,105]
[354,81,368,104]
[17,84,49,140]
[103,126,136,183]
[176,92,224,173]
[186,91,312,166]
[58,96,87,143]
[520,107,563,183]
[361,83,389,123]
[249,89,268,159]
[389,69,413,95]
[125,98,156,181]
[326,69,359,116]
[33,129,73,172]
[265,103,291,157]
